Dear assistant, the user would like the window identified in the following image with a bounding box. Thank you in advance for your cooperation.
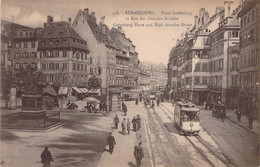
[194,76,200,84]
[15,53,21,59]
[50,75,53,82]
[23,52,29,58]
[53,50,59,57]
[15,42,21,48]
[202,63,207,71]
[232,31,239,38]
[73,63,76,70]
[219,59,223,70]
[194,63,200,71]
[30,52,37,58]
[202,76,207,84]
[97,67,101,75]
[31,41,36,48]
[41,63,46,70]
[81,64,83,70]
[23,42,27,48]
[63,50,67,57]
[90,57,93,64]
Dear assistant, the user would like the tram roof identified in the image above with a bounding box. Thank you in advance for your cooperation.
[176,101,199,112]
[180,107,200,112]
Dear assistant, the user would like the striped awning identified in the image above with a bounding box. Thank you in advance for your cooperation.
[78,88,87,93]
[72,87,82,93]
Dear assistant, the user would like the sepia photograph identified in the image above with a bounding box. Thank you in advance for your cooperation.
[0,0,259,166]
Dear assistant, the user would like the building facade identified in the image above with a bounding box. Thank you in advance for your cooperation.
[237,0,260,115]
[168,1,241,105]
[72,8,139,111]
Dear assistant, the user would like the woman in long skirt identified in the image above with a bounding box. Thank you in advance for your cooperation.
[132,117,137,131]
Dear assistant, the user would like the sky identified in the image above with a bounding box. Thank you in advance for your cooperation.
[1,0,241,65]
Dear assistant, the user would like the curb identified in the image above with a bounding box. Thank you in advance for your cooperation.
[225,116,257,135]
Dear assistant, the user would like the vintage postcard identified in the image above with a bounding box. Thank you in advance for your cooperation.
[1,0,259,166]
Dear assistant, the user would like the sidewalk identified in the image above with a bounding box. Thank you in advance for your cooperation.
[197,105,260,135]
[97,101,151,167]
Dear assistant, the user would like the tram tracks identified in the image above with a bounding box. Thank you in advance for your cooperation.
[160,104,233,167]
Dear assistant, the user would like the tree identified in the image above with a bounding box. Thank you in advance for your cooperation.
[1,65,44,107]
[1,68,14,107]
[88,75,101,90]
[14,65,44,94]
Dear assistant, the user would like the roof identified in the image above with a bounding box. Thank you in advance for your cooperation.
[41,21,83,41]
[1,33,9,43]
[1,20,35,41]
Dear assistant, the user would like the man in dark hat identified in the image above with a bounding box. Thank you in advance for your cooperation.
[107,133,116,154]
[41,147,54,167]
[134,142,144,167]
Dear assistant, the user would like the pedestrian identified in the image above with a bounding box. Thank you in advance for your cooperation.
[132,116,137,131]
[151,100,155,108]
[134,143,144,167]
[203,101,206,109]
[136,115,141,130]
[127,118,131,134]
[122,102,127,116]
[172,98,175,106]
[248,111,254,129]
[121,118,126,135]
[113,115,119,129]
[135,98,138,105]
[107,133,116,154]
[157,98,160,107]
[41,147,53,167]
[237,107,241,123]
[220,109,224,123]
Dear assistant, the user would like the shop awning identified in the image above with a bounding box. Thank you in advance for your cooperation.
[58,87,68,95]
[78,88,87,93]
[83,88,89,93]
[168,90,173,94]
[72,87,83,93]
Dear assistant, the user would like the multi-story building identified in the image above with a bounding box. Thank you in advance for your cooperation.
[237,0,259,114]
[139,61,167,91]
[138,69,150,90]
[1,30,11,70]
[38,16,90,88]
[1,20,41,70]
[109,27,139,89]
[168,2,241,105]
[72,8,138,111]
[209,2,241,106]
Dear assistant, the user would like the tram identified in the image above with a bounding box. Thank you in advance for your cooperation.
[174,101,201,135]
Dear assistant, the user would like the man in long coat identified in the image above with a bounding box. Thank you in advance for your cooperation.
[107,133,116,154]
[134,143,144,167]
[113,115,120,129]
[41,147,54,167]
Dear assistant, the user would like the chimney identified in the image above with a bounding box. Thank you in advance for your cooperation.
[224,1,233,18]
[91,12,95,17]
[199,8,205,18]
[118,26,123,33]
[194,16,198,28]
[68,18,72,26]
[84,8,89,15]
[47,15,53,25]
[100,16,105,24]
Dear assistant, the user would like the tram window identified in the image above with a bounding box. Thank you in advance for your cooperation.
[182,112,200,121]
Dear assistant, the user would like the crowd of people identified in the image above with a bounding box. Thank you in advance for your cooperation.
[107,102,144,167]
